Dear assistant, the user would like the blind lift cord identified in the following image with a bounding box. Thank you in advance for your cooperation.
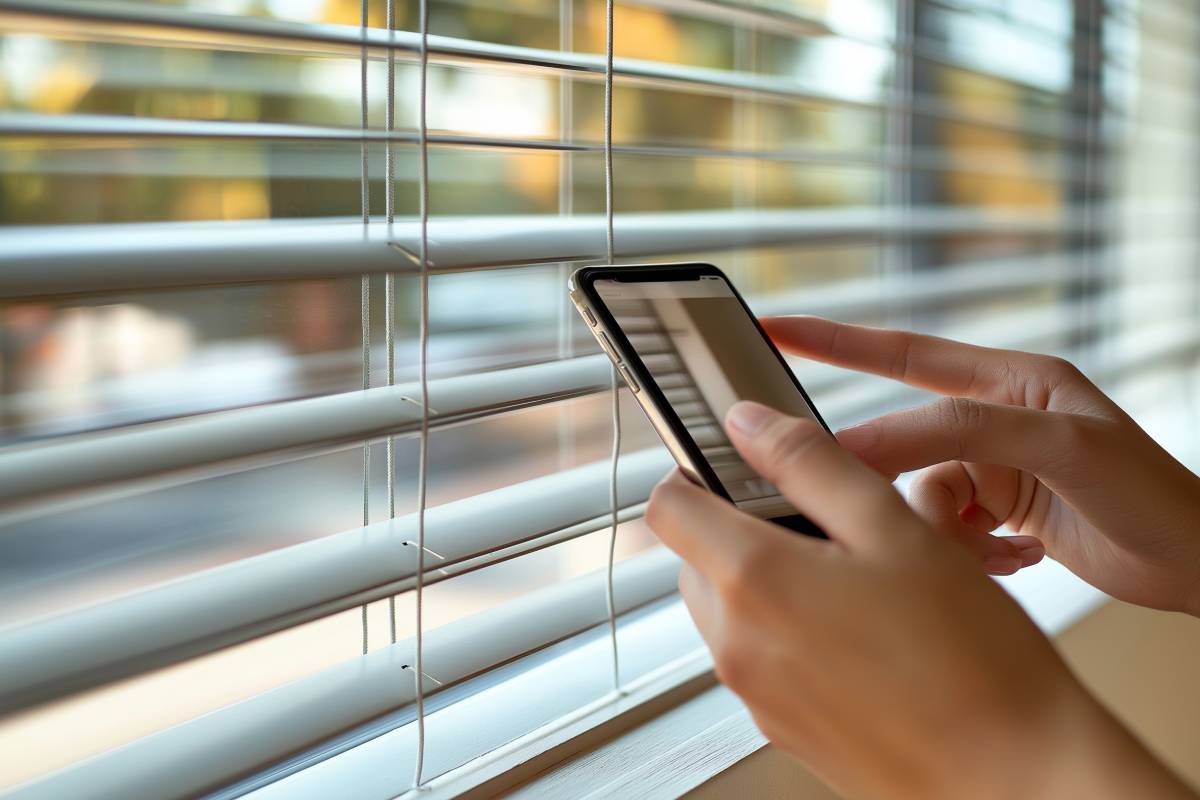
[602,0,625,697]
[359,0,372,658]
[358,0,435,785]
[386,0,399,647]
[412,0,433,783]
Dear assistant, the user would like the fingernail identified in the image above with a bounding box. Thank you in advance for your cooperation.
[983,556,1021,575]
[836,422,879,452]
[726,401,776,436]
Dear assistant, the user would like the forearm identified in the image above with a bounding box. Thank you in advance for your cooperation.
[1035,693,1194,800]
[917,684,1195,800]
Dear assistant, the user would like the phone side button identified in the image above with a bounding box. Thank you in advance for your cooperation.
[616,362,641,393]
[597,331,617,358]
[582,307,597,326]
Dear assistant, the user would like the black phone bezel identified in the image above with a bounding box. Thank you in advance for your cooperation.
[574,262,829,538]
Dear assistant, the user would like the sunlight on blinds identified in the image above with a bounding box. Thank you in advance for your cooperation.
[0,0,1197,797]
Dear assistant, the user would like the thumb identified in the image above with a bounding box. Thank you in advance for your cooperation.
[725,401,919,554]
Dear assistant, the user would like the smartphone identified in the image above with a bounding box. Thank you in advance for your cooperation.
[569,262,829,538]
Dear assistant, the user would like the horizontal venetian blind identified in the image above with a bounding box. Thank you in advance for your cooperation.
[1,0,1198,798]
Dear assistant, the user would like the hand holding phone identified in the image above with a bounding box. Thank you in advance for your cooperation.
[570,263,829,537]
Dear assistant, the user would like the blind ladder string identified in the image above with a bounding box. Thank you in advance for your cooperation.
[1082,0,1099,367]
[385,0,399,646]
[602,0,622,694]
[413,0,432,785]
[554,0,574,474]
[359,0,372,657]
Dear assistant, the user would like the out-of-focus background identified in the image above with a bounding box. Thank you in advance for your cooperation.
[1,0,1198,793]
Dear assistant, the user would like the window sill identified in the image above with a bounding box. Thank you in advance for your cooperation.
[239,557,1104,800]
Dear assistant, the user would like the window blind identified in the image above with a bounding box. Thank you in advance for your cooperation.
[1,0,1198,797]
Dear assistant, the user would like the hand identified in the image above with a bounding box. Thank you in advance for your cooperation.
[646,402,1193,800]
[763,316,1200,615]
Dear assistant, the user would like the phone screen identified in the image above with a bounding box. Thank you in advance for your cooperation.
[594,275,821,521]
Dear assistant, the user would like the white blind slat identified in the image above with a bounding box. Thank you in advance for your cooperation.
[0,356,612,511]
[2,0,1198,794]
[0,207,1080,297]
[0,448,671,716]
[0,0,1101,140]
[7,548,682,800]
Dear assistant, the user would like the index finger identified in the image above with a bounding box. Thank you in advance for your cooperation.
[761,315,1033,402]
[645,470,818,584]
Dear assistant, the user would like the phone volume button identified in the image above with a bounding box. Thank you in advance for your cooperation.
[597,331,617,358]
[616,362,640,393]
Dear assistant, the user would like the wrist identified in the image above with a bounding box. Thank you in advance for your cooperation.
[924,679,1191,800]
[1018,687,1193,800]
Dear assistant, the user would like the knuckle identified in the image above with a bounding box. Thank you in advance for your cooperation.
[725,540,775,590]
[885,331,915,381]
[908,467,950,509]
[1034,356,1091,404]
[934,397,988,443]
[720,546,793,618]
[931,396,958,429]
[1040,355,1083,384]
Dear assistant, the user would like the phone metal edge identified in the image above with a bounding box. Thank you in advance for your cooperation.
[568,267,709,489]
